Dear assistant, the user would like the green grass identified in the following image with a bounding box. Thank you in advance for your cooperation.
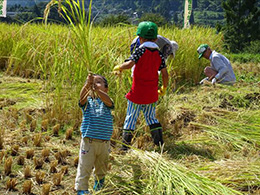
[0,73,44,109]
[227,53,260,63]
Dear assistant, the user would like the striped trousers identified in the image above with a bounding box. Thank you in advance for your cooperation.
[123,99,159,130]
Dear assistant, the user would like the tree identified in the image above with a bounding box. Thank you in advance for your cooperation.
[222,0,260,53]
[99,14,130,26]
[158,0,171,20]
[139,13,167,26]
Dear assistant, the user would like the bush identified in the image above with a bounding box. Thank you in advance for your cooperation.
[243,40,260,54]
[139,13,167,26]
[227,53,260,63]
[99,14,130,26]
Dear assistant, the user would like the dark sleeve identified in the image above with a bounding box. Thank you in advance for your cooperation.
[158,51,166,71]
[129,47,146,63]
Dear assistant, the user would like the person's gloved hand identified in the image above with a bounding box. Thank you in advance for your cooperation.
[158,86,167,96]
[113,65,121,72]
[212,77,217,85]
[199,77,209,85]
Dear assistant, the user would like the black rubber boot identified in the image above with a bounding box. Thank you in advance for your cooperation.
[149,123,164,146]
[121,130,134,151]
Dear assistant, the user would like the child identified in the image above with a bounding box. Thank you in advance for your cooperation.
[113,21,169,151]
[75,73,114,195]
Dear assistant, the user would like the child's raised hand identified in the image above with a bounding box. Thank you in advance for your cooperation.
[85,73,94,89]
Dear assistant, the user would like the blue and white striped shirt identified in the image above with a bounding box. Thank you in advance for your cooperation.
[79,97,114,140]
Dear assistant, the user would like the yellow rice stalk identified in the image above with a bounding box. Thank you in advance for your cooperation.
[36,170,45,184]
[24,166,32,179]
[17,155,25,165]
[22,180,32,194]
[4,156,12,175]
[6,178,17,191]
[53,172,63,186]
[26,149,35,159]
[42,183,51,195]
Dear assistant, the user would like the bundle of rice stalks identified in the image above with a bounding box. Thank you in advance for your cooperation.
[20,119,27,131]
[30,119,37,132]
[6,178,17,191]
[24,166,32,178]
[190,120,259,150]
[11,144,19,156]
[60,165,68,175]
[25,149,34,160]
[42,183,51,195]
[4,156,12,175]
[129,150,241,195]
[22,180,32,194]
[9,107,18,121]
[34,157,44,169]
[36,170,45,184]
[65,127,73,140]
[41,119,49,132]
[54,150,67,165]
[52,124,60,136]
[33,133,42,147]
[198,159,260,191]
[44,135,51,141]
[17,155,25,165]
[22,136,29,145]
[0,150,4,163]
[73,156,79,167]
[61,149,70,158]
[25,113,34,124]
[53,172,63,186]
[0,128,4,149]
[54,151,62,164]
[42,148,50,162]
[50,160,58,173]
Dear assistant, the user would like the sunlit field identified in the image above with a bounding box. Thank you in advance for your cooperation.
[0,1,259,194]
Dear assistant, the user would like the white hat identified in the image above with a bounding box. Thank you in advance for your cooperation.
[170,41,178,57]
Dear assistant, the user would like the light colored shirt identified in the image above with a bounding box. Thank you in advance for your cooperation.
[130,35,178,58]
[79,97,113,140]
[209,50,236,85]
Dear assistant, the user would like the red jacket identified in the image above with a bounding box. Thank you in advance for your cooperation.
[126,48,162,104]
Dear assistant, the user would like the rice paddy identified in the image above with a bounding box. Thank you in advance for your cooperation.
[0,1,259,194]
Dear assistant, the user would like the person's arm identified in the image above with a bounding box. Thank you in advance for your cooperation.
[79,74,93,106]
[94,88,114,108]
[212,56,229,81]
[113,60,136,72]
[114,47,144,72]
[161,68,169,88]
[116,60,135,71]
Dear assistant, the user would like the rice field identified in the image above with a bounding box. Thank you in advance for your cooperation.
[0,1,260,194]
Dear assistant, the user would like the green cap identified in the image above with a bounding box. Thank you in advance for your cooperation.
[197,44,209,59]
[136,21,158,39]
